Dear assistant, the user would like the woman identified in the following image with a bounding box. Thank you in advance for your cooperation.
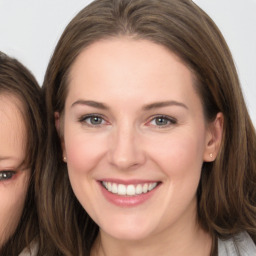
[0,52,43,255]
[39,0,256,255]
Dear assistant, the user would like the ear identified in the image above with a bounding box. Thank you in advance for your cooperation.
[203,112,224,162]
[54,112,66,162]
[54,112,61,135]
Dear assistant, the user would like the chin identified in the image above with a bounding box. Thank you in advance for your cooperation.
[100,220,156,241]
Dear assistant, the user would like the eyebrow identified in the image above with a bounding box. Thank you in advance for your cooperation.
[142,101,188,111]
[0,156,14,161]
[0,157,26,169]
[71,100,188,111]
[71,100,109,110]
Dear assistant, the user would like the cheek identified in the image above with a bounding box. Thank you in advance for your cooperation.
[145,131,206,226]
[64,129,108,175]
[148,129,206,178]
[63,130,108,219]
[0,171,29,246]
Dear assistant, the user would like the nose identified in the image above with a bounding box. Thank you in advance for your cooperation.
[108,124,146,170]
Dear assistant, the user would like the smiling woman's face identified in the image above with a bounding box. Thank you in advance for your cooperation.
[0,95,29,246]
[59,38,222,242]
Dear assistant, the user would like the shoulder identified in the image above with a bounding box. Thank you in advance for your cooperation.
[18,240,39,256]
[218,232,256,256]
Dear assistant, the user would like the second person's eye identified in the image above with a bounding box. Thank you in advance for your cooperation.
[0,170,16,181]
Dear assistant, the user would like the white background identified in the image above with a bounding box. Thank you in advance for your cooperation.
[0,0,255,125]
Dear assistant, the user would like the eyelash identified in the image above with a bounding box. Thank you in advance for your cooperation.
[0,170,16,181]
[78,114,108,127]
[78,114,177,129]
[147,115,177,128]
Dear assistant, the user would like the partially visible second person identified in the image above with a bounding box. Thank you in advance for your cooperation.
[0,51,44,255]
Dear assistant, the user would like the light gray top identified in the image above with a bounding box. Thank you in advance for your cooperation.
[18,240,38,256]
[18,232,256,256]
[218,232,256,255]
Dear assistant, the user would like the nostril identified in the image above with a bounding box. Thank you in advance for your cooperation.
[107,131,146,169]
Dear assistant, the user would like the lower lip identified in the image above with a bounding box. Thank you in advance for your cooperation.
[99,182,160,207]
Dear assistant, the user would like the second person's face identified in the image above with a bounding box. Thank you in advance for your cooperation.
[0,95,30,246]
[60,38,216,242]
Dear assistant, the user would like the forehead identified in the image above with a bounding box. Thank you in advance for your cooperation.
[70,38,192,82]
[0,94,26,160]
[0,93,25,119]
[66,38,201,111]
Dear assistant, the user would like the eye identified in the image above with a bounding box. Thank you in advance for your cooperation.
[0,171,16,181]
[147,115,177,127]
[86,116,104,125]
[79,114,108,126]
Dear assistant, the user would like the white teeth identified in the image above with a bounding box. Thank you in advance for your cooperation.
[149,183,157,190]
[142,184,148,193]
[127,185,136,196]
[118,184,126,195]
[107,182,112,191]
[152,183,157,189]
[135,184,142,194]
[112,183,118,194]
[102,182,158,196]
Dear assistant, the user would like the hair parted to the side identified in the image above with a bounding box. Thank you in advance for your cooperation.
[0,51,44,255]
[39,0,256,255]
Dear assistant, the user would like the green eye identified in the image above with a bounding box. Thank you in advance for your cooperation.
[79,114,107,126]
[88,116,103,125]
[155,117,170,126]
[0,171,16,181]
[150,116,176,127]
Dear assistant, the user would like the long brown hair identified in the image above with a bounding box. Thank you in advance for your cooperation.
[39,0,256,255]
[0,52,44,255]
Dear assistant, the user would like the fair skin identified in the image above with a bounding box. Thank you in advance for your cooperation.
[57,38,223,256]
[0,94,30,246]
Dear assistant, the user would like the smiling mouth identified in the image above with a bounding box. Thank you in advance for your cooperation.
[101,181,160,196]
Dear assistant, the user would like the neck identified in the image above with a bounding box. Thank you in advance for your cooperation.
[91,221,212,256]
